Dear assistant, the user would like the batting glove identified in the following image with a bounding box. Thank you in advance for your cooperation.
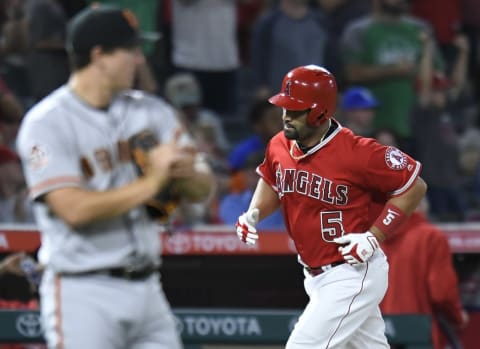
[333,231,379,266]
[235,208,260,245]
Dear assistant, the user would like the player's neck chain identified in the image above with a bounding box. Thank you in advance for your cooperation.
[290,119,332,161]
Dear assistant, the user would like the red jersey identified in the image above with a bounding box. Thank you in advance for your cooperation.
[380,212,465,349]
[257,122,421,267]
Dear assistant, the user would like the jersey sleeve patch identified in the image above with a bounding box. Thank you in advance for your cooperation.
[27,144,50,171]
[384,146,408,170]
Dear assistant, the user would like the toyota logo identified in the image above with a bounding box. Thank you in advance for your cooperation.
[165,234,191,254]
[16,313,43,338]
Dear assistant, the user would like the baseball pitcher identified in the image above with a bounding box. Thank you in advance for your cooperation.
[16,5,214,349]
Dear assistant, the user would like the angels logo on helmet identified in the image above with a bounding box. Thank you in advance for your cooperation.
[284,80,291,96]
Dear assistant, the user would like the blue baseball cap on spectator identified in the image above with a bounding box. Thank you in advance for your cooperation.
[341,87,378,110]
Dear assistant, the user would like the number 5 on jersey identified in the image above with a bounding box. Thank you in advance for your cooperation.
[321,211,345,242]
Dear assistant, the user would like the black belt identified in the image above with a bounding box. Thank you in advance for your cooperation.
[305,261,345,276]
[60,266,157,281]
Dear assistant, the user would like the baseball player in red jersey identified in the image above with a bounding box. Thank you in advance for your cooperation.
[236,65,427,349]
[380,199,469,349]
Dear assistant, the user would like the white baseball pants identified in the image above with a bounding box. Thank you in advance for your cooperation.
[287,250,390,349]
[39,269,182,349]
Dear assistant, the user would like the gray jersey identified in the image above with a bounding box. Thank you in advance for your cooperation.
[17,86,192,273]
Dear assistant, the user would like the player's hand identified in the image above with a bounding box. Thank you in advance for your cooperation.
[148,142,180,174]
[147,130,187,181]
[333,231,379,265]
[235,208,259,245]
[169,148,197,179]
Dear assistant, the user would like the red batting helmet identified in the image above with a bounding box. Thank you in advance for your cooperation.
[268,65,337,127]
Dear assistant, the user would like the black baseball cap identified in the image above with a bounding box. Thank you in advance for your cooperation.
[67,4,158,54]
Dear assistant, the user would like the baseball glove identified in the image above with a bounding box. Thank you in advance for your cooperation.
[129,130,180,223]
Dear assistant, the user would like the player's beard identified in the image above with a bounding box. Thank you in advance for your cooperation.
[284,124,317,143]
[283,126,299,140]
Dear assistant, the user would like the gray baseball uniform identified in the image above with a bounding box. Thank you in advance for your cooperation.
[17,85,188,349]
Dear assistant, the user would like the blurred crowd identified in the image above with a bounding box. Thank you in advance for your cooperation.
[0,0,479,227]
[0,2,479,348]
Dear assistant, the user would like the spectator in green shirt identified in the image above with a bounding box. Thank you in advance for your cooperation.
[340,0,444,148]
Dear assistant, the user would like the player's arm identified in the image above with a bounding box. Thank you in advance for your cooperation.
[235,178,281,245]
[44,175,167,228]
[370,176,428,242]
[334,177,426,265]
[248,178,281,221]
[43,141,182,228]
